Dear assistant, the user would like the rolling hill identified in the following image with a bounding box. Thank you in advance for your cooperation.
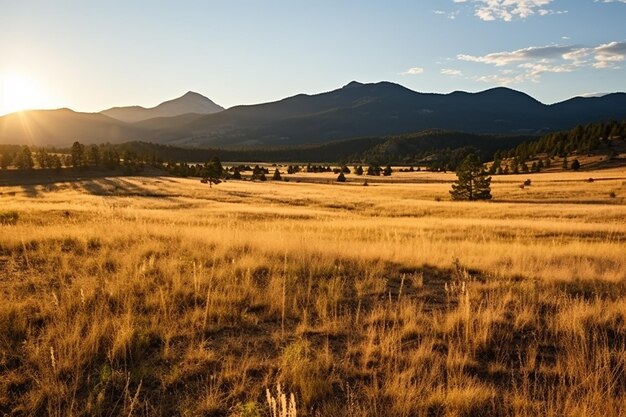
[0,109,144,146]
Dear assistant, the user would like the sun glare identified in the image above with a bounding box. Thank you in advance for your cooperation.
[1,73,55,115]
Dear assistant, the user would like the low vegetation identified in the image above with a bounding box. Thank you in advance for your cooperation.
[1,168,625,416]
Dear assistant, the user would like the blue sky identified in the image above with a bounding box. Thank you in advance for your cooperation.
[1,0,625,115]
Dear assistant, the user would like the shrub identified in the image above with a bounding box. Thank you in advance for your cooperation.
[0,210,19,225]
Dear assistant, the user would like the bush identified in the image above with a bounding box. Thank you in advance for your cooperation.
[523,179,532,186]
[0,210,19,225]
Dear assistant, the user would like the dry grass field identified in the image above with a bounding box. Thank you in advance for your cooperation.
[1,168,626,417]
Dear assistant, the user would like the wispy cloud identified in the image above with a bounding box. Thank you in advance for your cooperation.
[432,9,461,19]
[402,67,424,75]
[441,68,464,76]
[451,0,567,21]
[458,41,626,84]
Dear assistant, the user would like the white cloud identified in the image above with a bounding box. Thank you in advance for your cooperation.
[441,68,464,76]
[593,41,626,68]
[458,44,582,66]
[402,67,424,75]
[451,0,567,21]
[595,1,626,3]
[458,41,626,84]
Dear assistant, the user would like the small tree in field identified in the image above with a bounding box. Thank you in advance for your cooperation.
[571,159,581,171]
[337,172,346,182]
[272,168,282,181]
[450,154,492,201]
[201,156,224,188]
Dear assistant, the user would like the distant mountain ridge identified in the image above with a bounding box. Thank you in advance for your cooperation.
[0,82,625,147]
[101,91,224,123]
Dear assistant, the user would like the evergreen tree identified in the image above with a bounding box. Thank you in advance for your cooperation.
[232,167,242,180]
[571,159,581,171]
[1,151,13,169]
[202,156,224,187]
[51,155,63,173]
[88,145,101,167]
[337,172,346,182]
[272,168,282,181]
[36,148,49,169]
[383,165,393,176]
[367,164,381,176]
[562,156,568,170]
[450,154,492,201]
[71,141,86,169]
[16,146,34,170]
[354,165,364,175]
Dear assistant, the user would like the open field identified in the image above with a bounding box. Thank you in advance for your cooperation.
[1,168,626,416]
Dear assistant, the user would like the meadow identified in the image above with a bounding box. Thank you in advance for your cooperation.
[1,167,626,417]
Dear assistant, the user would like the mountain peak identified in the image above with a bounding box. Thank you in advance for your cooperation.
[102,91,224,123]
[343,81,364,89]
[181,91,205,98]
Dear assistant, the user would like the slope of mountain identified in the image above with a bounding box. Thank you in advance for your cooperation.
[101,91,224,123]
[0,109,144,146]
[166,82,626,147]
[101,130,530,165]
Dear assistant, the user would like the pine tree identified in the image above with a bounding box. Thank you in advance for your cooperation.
[71,141,85,169]
[450,154,492,201]
[16,146,34,170]
[383,165,393,176]
[232,167,242,180]
[272,168,282,181]
[1,151,13,169]
[88,145,101,167]
[571,159,580,171]
[202,156,224,187]
[336,172,346,182]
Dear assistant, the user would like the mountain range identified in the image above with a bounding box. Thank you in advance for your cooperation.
[0,81,625,148]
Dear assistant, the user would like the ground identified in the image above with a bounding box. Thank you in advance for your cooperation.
[1,168,625,416]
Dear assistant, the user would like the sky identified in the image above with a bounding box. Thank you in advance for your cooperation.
[1,0,625,115]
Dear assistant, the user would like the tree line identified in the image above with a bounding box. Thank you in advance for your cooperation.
[0,142,161,173]
[496,120,626,173]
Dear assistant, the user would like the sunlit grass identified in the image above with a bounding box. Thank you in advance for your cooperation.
[1,168,625,416]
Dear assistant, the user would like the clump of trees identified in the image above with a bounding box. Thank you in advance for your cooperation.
[496,120,625,175]
[450,154,492,201]
[0,141,158,173]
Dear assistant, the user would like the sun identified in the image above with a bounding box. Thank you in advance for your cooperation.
[1,73,54,115]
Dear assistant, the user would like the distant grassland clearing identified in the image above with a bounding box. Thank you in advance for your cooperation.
[1,169,626,416]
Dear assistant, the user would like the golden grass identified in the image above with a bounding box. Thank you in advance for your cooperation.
[1,168,626,416]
